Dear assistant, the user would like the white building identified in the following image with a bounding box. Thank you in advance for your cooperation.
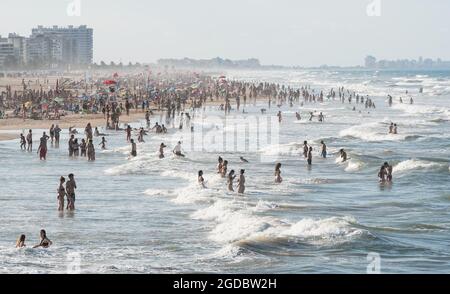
[28,25,93,66]
[0,36,15,68]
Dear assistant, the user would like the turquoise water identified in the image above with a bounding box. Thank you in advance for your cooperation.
[0,69,449,273]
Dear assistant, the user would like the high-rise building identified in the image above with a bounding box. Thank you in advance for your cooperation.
[0,36,15,68]
[27,25,93,66]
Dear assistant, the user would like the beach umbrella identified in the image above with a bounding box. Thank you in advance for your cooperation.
[103,80,117,85]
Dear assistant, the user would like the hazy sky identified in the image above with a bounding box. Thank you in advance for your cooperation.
[1,0,449,66]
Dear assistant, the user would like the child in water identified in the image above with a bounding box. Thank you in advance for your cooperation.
[198,170,206,188]
[99,137,107,149]
[159,143,167,159]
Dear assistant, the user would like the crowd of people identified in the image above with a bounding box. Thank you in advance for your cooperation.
[6,69,414,249]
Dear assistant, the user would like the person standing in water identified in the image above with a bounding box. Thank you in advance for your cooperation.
[320,141,327,158]
[49,124,55,145]
[339,149,348,162]
[57,176,66,211]
[237,169,246,194]
[240,156,249,163]
[159,143,167,159]
[37,132,50,160]
[384,162,393,182]
[307,147,313,165]
[130,139,137,157]
[16,234,26,248]
[99,137,107,149]
[393,124,398,134]
[217,157,224,173]
[198,170,206,188]
[173,141,185,157]
[87,139,95,161]
[389,123,394,134]
[32,229,52,248]
[227,170,236,192]
[303,141,309,158]
[221,160,228,178]
[66,174,77,211]
[126,125,132,142]
[54,125,61,147]
[26,129,33,152]
[277,111,282,123]
[275,163,282,183]
[20,133,26,150]
[378,165,387,182]
[318,112,325,122]
[80,139,87,157]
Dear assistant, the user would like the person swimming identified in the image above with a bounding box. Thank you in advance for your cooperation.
[32,229,52,248]
[275,163,282,183]
[237,169,246,194]
[198,170,206,188]
[240,156,249,163]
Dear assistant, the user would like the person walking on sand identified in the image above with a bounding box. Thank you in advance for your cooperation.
[237,169,246,194]
[57,176,66,211]
[66,174,77,211]
[37,132,50,160]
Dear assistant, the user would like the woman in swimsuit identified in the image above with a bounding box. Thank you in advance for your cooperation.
[33,230,52,248]
[57,176,66,211]
[237,169,246,194]
[221,160,228,178]
[16,234,26,248]
[275,163,283,183]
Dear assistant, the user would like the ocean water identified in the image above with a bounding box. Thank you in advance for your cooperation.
[1,69,450,273]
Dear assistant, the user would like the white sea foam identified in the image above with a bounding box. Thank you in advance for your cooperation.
[393,159,447,174]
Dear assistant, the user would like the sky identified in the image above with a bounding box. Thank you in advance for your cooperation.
[1,0,450,66]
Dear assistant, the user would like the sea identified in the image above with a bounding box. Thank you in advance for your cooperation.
[0,69,449,273]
